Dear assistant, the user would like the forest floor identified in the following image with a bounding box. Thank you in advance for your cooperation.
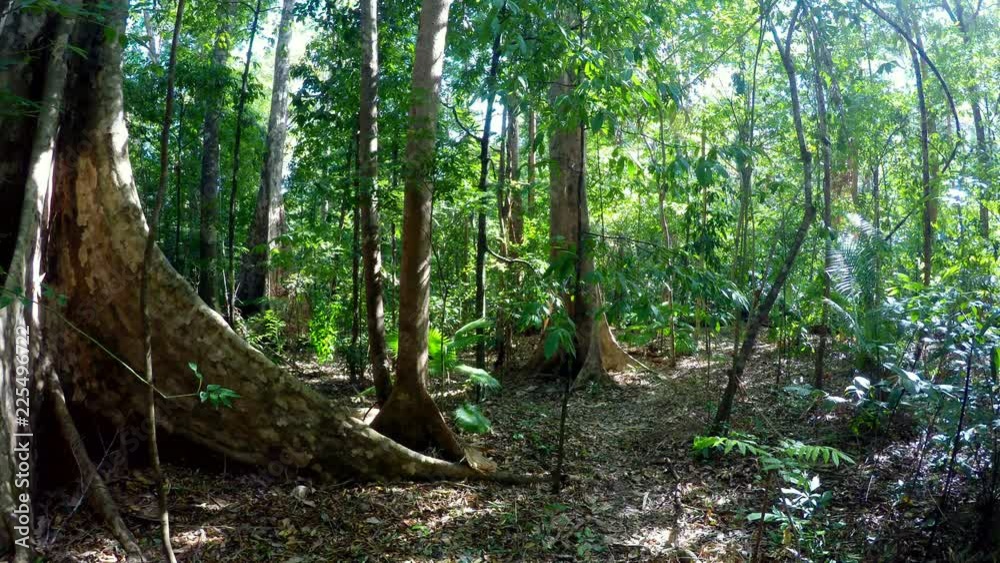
[46,337,969,562]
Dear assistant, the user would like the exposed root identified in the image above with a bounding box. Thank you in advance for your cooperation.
[43,364,144,561]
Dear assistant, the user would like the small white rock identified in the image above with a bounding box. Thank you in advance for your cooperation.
[291,485,311,500]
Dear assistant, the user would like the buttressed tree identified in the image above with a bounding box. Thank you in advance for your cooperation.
[0,0,505,554]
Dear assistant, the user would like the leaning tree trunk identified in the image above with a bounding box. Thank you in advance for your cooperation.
[358,0,393,404]
[711,10,816,434]
[238,0,294,315]
[896,0,933,286]
[368,0,494,472]
[197,1,233,309]
[0,2,506,556]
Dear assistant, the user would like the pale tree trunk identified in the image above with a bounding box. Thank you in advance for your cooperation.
[529,66,633,385]
[0,3,512,556]
[359,0,393,404]
[508,100,524,245]
[712,10,816,434]
[369,0,494,471]
[239,0,294,315]
[527,108,537,208]
[142,8,161,66]
[198,2,232,309]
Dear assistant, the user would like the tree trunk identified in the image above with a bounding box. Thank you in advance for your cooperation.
[508,100,523,245]
[947,0,991,238]
[238,0,294,315]
[368,0,492,470]
[527,108,537,208]
[897,0,933,286]
[173,99,186,269]
[197,2,232,309]
[0,3,508,555]
[810,24,833,391]
[712,12,816,434]
[359,0,393,404]
[350,182,362,385]
[141,3,187,558]
[546,70,612,387]
[225,0,264,323]
[473,29,503,371]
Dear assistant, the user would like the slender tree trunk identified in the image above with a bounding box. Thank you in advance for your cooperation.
[351,187,362,385]
[947,0,992,238]
[712,11,816,434]
[0,13,516,557]
[369,0,494,471]
[811,25,833,391]
[238,0,294,315]
[497,106,511,255]
[359,0,393,404]
[527,108,537,208]
[140,4,186,559]
[173,99,185,269]
[657,106,678,366]
[473,29,503,370]
[198,2,233,309]
[142,7,161,66]
[508,100,523,245]
[897,0,933,286]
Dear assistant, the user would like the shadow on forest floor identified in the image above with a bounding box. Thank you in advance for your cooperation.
[45,338,965,561]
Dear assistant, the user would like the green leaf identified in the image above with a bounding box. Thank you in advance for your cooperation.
[453,403,492,434]
[456,364,501,390]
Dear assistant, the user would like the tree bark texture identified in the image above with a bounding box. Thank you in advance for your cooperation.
[0,5,507,555]
[197,2,232,309]
[359,0,393,404]
[239,0,294,314]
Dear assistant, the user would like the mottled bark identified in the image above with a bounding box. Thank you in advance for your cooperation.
[359,0,392,404]
[197,2,231,309]
[0,5,513,556]
[0,4,79,557]
[369,0,491,470]
[239,0,294,315]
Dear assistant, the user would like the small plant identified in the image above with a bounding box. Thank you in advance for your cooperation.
[245,309,287,358]
[189,363,240,409]
[693,434,855,561]
[388,318,501,434]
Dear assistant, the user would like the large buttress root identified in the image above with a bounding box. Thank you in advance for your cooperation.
[0,0,505,516]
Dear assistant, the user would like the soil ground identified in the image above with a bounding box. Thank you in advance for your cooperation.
[43,338,972,561]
